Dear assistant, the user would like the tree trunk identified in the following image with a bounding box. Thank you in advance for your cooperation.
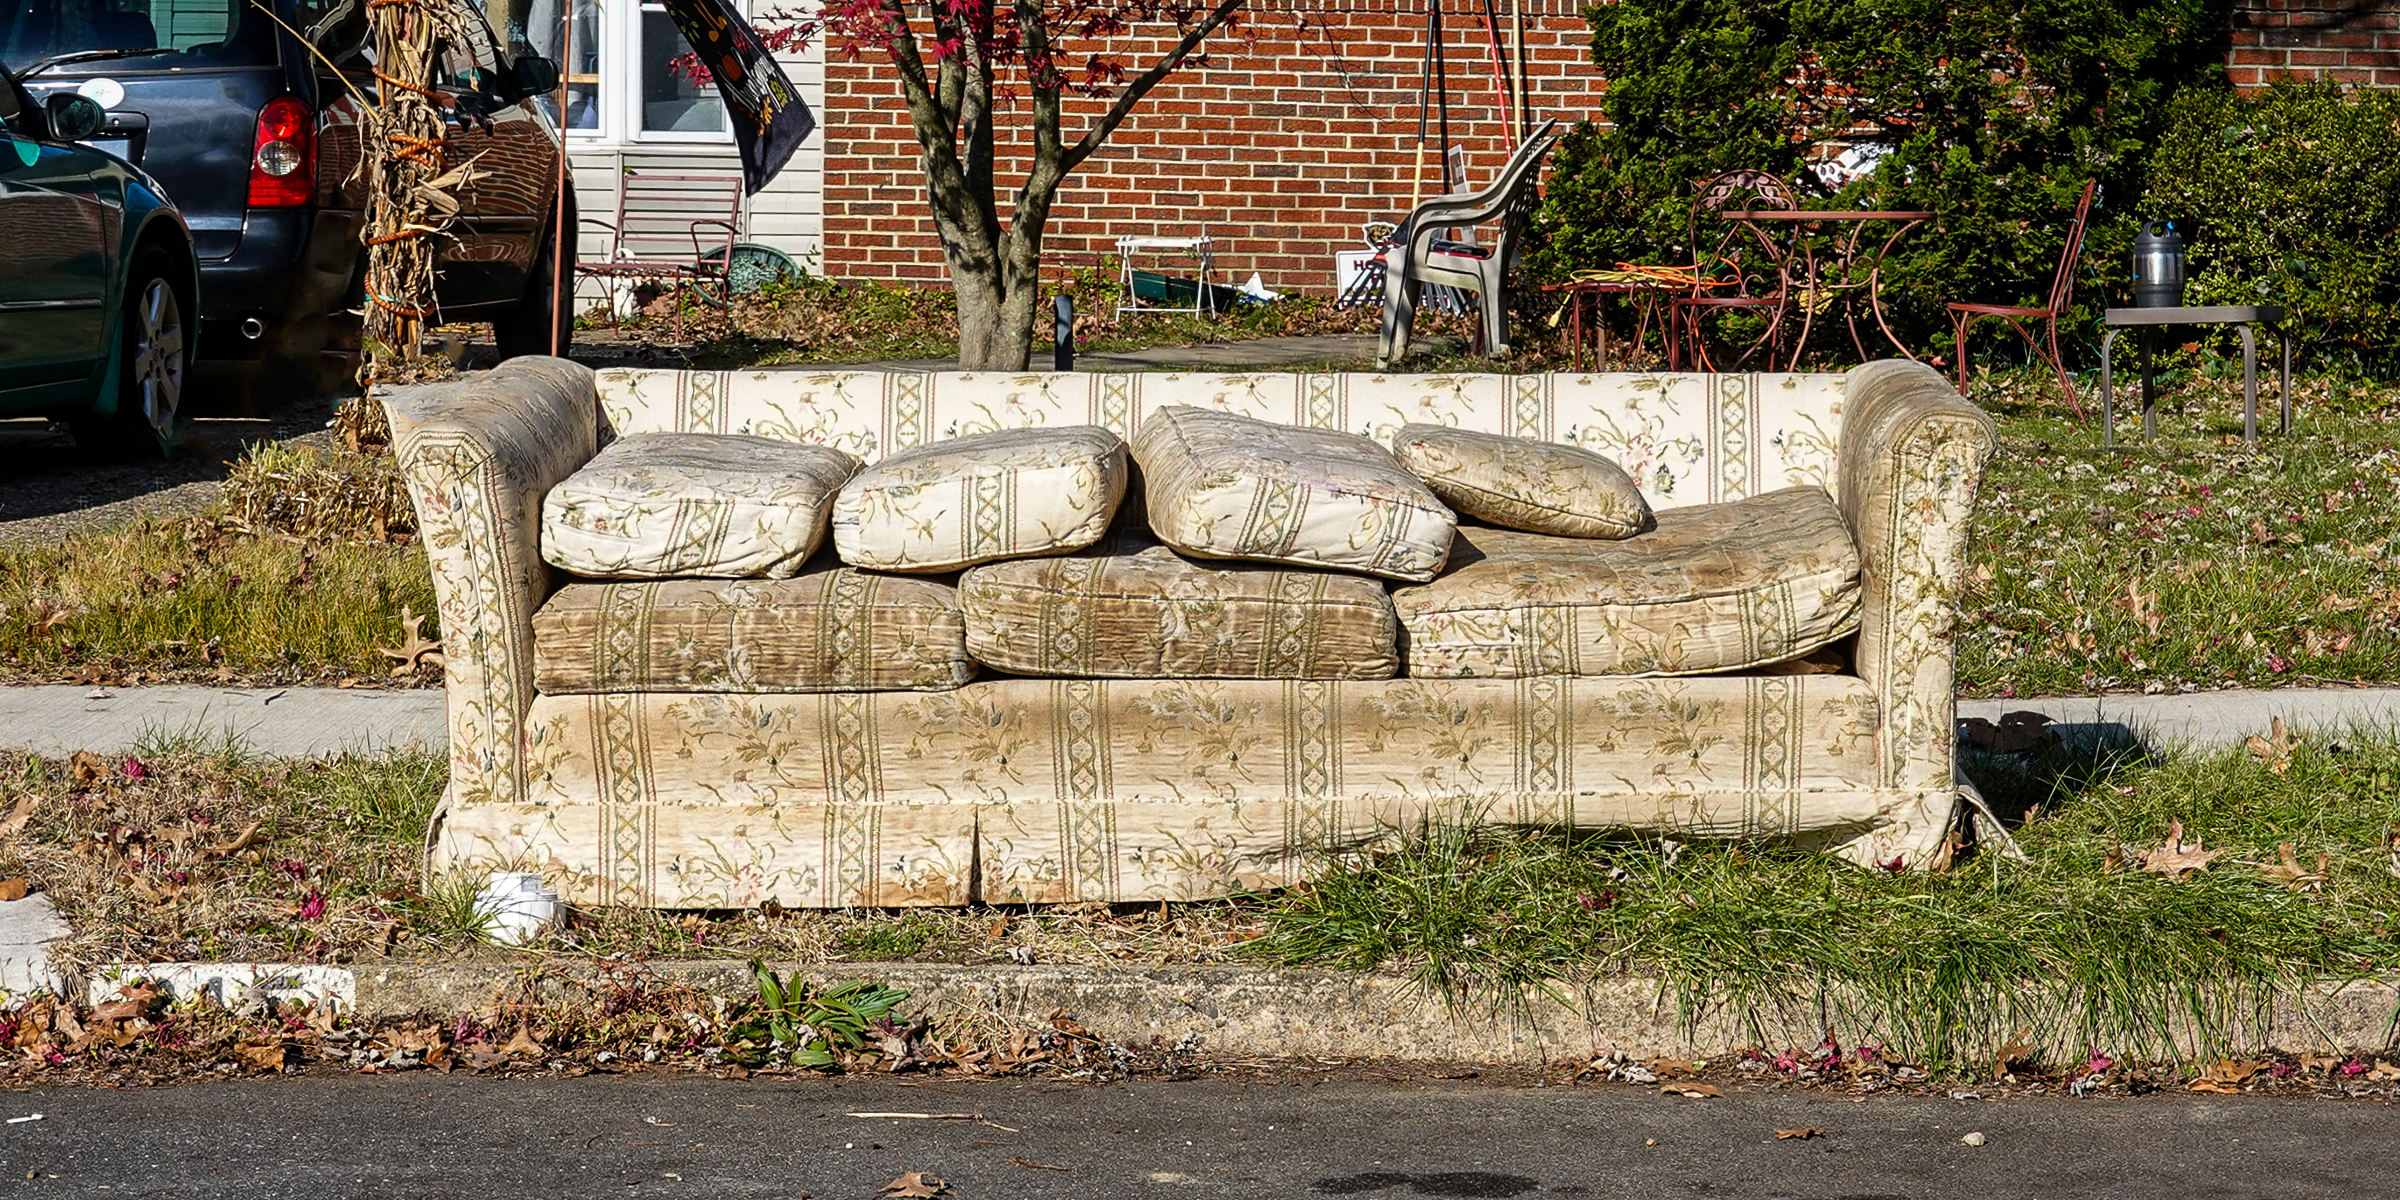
[944,210,1047,371]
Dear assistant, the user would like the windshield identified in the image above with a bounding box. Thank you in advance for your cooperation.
[0,0,279,71]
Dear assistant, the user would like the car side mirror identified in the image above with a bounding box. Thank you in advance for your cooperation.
[44,93,105,142]
[511,55,559,97]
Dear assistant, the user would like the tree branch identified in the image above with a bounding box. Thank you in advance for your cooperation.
[1063,0,1248,172]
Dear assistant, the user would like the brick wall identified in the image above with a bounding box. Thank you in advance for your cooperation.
[821,0,1607,293]
[2229,0,2400,87]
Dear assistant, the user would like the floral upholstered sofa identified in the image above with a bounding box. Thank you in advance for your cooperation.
[382,357,1995,909]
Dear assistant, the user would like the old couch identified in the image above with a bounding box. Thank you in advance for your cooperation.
[383,358,1995,909]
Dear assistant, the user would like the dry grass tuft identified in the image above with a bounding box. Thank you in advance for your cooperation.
[218,441,416,545]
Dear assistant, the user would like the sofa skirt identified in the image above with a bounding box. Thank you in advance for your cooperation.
[427,675,1958,907]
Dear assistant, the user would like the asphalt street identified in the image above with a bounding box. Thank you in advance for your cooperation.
[0,1072,2390,1199]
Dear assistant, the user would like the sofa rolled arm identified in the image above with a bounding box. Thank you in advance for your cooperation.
[381,357,600,806]
[1836,360,1998,797]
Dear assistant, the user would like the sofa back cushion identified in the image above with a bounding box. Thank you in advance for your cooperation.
[541,433,859,579]
[593,370,1851,514]
[1133,406,1456,582]
[533,568,973,694]
[1391,424,1651,539]
[959,531,1400,680]
[832,426,1128,573]
[1393,486,1862,677]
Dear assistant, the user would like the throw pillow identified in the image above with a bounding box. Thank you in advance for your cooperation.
[540,432,860,579]
[1132,406,1455,581]
[832,425,1127,572]
[1390,424,1650,539]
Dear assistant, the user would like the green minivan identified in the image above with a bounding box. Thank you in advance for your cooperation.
[0,58,196,456]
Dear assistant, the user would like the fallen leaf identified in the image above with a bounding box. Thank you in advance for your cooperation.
[2259,842,2330,892]
[1992,1027,2034,1080]
[1005,1157,1068,1171]
[231,1040,288,1073]
[2133,818,2222,882]
[880,1169,950,1198]
[1775,1128,1829,1140]
[2299,1052,2343,1073]
[2206,1058,2268,1084]
[502,1026,543,1057]
[67,751,106,789]
[1646,1057,1698,1078]
[0,879,26,903]
[376,605,446,677]
[207,822,265,857]
[463,1044,510,1071]
[0,796,39,836]
[2186,1079,2242,1094]
[1659,1082,1721,1098]
[2245,717,2301,776]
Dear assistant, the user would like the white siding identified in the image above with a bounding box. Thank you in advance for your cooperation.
[564,37,824,309]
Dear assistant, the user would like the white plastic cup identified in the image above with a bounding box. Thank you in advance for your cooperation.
[479,871,561,946]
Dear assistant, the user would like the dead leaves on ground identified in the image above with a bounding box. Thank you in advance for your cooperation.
[881,1169,950,1198]
[2246,717,2301,775]
[376,604,445,677]
[1775,1128,1830,1140]
[2116,817,2223,883]
[1659,1082,1722,1098]
[2260,842,2331,892]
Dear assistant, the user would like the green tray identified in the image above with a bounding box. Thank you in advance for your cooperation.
[1129,269,1237,313]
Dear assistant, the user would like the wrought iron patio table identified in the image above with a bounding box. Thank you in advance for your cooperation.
[2098,305,2291,447]
[1723,209,1933,368]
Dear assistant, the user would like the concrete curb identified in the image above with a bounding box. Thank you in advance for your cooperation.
[79,957,2400,1064]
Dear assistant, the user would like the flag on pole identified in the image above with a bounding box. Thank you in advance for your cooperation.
[661,0,816,194]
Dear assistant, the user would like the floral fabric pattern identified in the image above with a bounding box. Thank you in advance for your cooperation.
[1392,487,1862,678]
[540,433,859,579]
[393,360,1995,905]
[959,531,1399,680]
[1391,423,1650,539]
[832,425,1127,572]
[533,567,973,695]
[1133,406,1457,582]
[486,674,1881,906]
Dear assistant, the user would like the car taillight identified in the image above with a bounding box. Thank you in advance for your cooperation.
[247,96,315,207]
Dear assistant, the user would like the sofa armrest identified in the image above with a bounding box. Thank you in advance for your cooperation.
[1836,360,1998,797]
[381,357,599,806]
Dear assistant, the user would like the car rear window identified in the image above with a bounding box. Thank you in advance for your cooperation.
[0,0,279,72]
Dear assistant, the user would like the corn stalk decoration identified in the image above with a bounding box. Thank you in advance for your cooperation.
[360,0,490,379]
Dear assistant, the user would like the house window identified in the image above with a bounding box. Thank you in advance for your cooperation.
[506,0,732,144]
[639,3,724,134]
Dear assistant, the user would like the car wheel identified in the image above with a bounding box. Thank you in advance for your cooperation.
[493,224,577,360]
[71,246,192,458]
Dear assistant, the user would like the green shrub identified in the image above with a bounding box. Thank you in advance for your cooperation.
[2146,81,2400,373]
[1535,0,2229,368]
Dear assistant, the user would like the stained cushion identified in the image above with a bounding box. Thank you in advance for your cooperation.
[533,568,973,694]
[833,426,1127,573]
[541,433,859,579]
[959,532,1399,680]
[1392,486,1862,678]
[1132,406,1455,582]
[1391,424,1650,539]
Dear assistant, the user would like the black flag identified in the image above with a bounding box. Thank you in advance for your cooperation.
[662,0,816,194]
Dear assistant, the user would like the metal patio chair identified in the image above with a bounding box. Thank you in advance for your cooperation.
[576,171,746,340]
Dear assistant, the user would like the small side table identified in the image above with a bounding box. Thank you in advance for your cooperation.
[1116,233,1218,317]
[2099,305,2291,446]
[1542,280,1674,371]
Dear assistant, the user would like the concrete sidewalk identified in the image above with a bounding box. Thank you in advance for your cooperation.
[0,682,2394,759]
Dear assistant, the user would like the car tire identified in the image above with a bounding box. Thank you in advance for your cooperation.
[71,246,192,459]
[493,222,577,360]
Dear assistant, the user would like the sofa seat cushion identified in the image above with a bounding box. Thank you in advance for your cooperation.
[1133,406,1455,582]
[833,426,1127,573]
[958,533,1400,680]
[1392,486,1862,678]
[533,568,973,695]
[1391,424,1650,539]
[541,433,860,579]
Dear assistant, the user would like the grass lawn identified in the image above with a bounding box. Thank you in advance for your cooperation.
[1957,368,2400,697]
[15,716,2400,1073]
